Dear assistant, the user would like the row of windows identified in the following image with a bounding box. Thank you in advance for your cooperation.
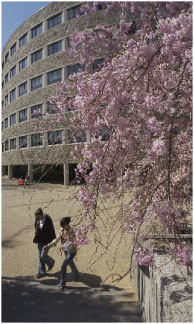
[3,59,105,108]
[2,3,107,70]
[3,40,64,87]
[2,130,87,152]
[2,102,59,130]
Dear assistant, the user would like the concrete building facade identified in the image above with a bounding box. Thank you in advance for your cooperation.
[1,2,122,184]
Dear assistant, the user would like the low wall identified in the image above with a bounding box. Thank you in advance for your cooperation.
[133,244,192,322]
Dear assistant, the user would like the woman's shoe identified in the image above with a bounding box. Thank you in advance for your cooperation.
[57,286,65,291]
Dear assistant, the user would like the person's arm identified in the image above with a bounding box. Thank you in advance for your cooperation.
[43,228,62,250]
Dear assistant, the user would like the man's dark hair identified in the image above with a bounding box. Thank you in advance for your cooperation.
[60,217,71,227]
[35,208,43,216]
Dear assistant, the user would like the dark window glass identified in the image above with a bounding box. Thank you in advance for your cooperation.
[10,138,16,150]
[19,57,28,71]
[19,108,27,122]
[5,73,8,84]
[31,76,42,91]
[10,89,16,102]
[2,121,4,132]
[31,134,42,147]
[19,82,27,96]
[11,43,17,55]
[68,130,86,143]
[94,2,107,10]
[10,65,16,78]
[126,21,136,35]
[2,100,4,109]
[47,102,56,114]
[93,58,104,71]
[5,52,9,63]
[5,95,8,107]
[2,61,4,70]
[31,49,42,64]
[48,13,61,29]
[19,136,27,148]
[2,81,4,89]
[48,130,62,145]
[31,104,42,118]
[47,69,62,85]
[66,37,71,48]
[67,63,83,76]
[5,118,8,129]
[2,143,4,152]
[31,23,42,39]
[67,6,84,20]
[47,41,62,56]
[10,113,16,126]
[5,140,9,151]
[19,33,28,47]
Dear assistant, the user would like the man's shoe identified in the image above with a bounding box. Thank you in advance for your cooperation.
[48,261,55,271]
[36,273,45,279]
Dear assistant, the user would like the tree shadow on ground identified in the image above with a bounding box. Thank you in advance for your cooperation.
[2,276,141,322]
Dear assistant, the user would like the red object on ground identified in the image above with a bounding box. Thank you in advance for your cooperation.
[18,178,23,185]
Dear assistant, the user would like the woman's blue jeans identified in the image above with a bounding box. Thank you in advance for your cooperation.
[59,251,79,288]
[38,243,55,275]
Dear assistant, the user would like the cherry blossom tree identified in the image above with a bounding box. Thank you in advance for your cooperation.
[49,2,192,271]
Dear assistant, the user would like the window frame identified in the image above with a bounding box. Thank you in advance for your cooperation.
[48,130,62,145]
[10,88,16,102]
[19,57,28,71]
[5,95,8,107]
[19,33,28,47]
[19,82,27,96]
[10,138,16,150]
[19,108,27,123]
[31,75,43,91]
[47,68,62,85]
[31,23,42,39]
[31,104,43,119]
[47,41,62,56]
[10,65,16,78]
[11,43,17,56]
[19,135,28,148]
[47,13,62,30]
[10,113,16,126]
[31,49,43,64]
[31,134,43,147]
[4,118,8,129]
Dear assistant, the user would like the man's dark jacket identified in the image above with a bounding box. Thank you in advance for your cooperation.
[34,214,56,244]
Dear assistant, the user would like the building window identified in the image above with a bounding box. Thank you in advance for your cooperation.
[67,63,83,76]
[2,81,4,89]
[47,102,56,114]
[31,23,42,39]
[19,57,28,71]
[48,13,62,29]
[10,113,16,126]
[19,108,27,122]
[2,143,4,152]
[5,73,8,84]
[19,136,27,148]
[68,130,86,143]
[31,49,42,64]
[92,2,107,10]
[67,5,84,20]
[5,140,8,151]
[93,58,104,71]
[2,61,4,70]
[31,104,42,119]
[19,82,27,96]
[31,134,42,147]
[10,138,16,150]
[47,69,62,85]
[19,33,28,47]
[66,37,71,48]
[5,52,9,63]
[4,118,8,129]
[31,75,42,91]
[10,89,16,102]
[5,95,8,107]
[47,41,62,56]
[10,65,16,78]
[48,130,62,145]
[2,121,4,132]
[11,43,17,55]
[2,100,4,109]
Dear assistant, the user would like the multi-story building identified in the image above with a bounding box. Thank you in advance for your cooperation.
[1,2,123,184]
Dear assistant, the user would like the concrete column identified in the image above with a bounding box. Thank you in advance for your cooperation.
[43,73,47,87]
[8,165,13,179]
[64,163,69,185]
[43,19,47,33]
[2,166,7,176]
[43,102,47,114]
[86,131,91,143]
[62,10,65,23]
[64,8,68,22]
[64,66,68,81]
[28,164,34,182]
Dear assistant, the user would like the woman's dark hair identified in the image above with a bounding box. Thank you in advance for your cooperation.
[35,208,43,216]
[60,217,71,227]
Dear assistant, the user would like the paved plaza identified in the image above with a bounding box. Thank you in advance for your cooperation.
[2,178,142,322]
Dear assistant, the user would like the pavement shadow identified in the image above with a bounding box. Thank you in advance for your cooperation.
[2,277,140,322]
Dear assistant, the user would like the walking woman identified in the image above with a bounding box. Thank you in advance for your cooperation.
[43,217,79,290]
[33,208,56,278]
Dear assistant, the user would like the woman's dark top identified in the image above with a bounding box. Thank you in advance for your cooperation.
[34,214,56,244]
